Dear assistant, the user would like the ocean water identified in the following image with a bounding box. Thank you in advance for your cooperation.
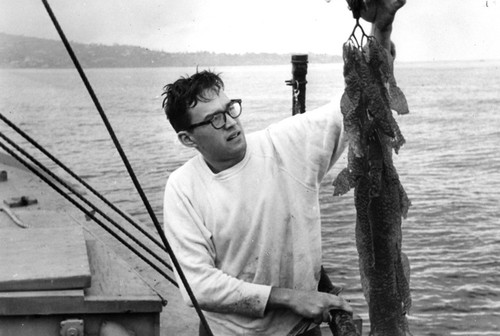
[1,60,499,335]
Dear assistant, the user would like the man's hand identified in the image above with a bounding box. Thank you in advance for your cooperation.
[360,0,406,54]
[361,0,406,30]
[266,287,352,324]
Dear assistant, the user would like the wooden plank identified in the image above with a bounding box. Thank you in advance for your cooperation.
[0,155,163,316]
[83,239,163,313]
[0,313,160,336]
[0,226,91,291]
[0,289,84,315]
[0,239,162,315]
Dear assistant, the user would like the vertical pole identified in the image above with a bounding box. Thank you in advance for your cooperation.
[285,54,309,115]
[291,54,308,115]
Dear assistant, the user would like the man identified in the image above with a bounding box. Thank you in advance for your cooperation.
[162,1,405,335]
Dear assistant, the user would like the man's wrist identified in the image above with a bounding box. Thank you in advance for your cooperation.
[266,287,293,312]
[373,22,393,33]
[371,24,393,51]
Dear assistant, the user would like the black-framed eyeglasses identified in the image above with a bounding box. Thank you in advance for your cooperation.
[187,99,242,130]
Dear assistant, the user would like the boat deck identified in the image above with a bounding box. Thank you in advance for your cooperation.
[0,151,359,335]
[0,152,198,335]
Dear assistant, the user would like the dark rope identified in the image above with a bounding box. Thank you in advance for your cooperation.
[0,138,177,287]
[345,0,372,50]
[0,130,175,278]
[348,19,370,49]
[0,112,166,252]
[40,1,212,334]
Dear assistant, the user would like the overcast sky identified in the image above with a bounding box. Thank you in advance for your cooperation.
[1,0,499,62]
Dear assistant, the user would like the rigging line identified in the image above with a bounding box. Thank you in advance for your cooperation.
[0,112,166,252]
[40,1,213,334]
[0,130,173,273]
[0,137,178,287]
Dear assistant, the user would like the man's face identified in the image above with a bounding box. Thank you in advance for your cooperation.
[182,89,246,173]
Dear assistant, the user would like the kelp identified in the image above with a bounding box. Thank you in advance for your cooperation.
[332,28,412,336]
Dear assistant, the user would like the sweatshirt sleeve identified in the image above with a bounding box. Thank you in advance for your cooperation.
[163,175,272,317]
[266,99,347,188]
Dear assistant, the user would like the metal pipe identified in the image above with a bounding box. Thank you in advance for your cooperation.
[286,54,309,115]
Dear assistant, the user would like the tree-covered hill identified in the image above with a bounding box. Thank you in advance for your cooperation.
[0,33,341,68]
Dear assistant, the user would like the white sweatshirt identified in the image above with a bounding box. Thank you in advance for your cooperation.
[163,101,346,335]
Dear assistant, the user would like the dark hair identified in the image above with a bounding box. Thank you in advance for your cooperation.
[162,70,224,132]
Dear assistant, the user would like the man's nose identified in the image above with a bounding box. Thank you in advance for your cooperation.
[224,113,238,128]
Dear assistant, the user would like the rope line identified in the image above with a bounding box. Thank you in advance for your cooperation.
[0,137,177,287]
[0,112,166,253]
[0,130,174,274]
[40,1,213,334]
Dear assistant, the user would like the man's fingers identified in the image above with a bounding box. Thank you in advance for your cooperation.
[312,310,332,325]
[333,296,353,313]
[394,0,406,11]
[323,310,332,323]
[362,0,407,19]
[388,0,407,14]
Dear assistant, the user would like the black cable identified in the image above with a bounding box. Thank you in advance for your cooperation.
[40,1,212,333]
[0,137,177,287]
[0,130,173,274]
[0,112,166,253]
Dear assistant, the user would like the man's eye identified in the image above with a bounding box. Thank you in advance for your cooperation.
[212,113,224,122]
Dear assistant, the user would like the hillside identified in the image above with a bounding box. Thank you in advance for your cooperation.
[0,33,341,69]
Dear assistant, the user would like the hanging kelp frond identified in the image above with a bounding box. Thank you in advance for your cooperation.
[332,9,413,336]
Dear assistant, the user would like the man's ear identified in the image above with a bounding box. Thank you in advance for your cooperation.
[177,131,197,148]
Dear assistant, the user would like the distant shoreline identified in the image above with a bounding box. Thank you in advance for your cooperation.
[2,33,498,69]
[0,32,341,69]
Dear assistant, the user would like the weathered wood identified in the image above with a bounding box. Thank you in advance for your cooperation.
[0,238,162,315]
[0,226,92,291]
[0,289,85,315]
[83,239,164,313]
[0,313,160,336]
[0,154,164,335]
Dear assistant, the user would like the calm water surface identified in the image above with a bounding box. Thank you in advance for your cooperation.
[1,61,499,335]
